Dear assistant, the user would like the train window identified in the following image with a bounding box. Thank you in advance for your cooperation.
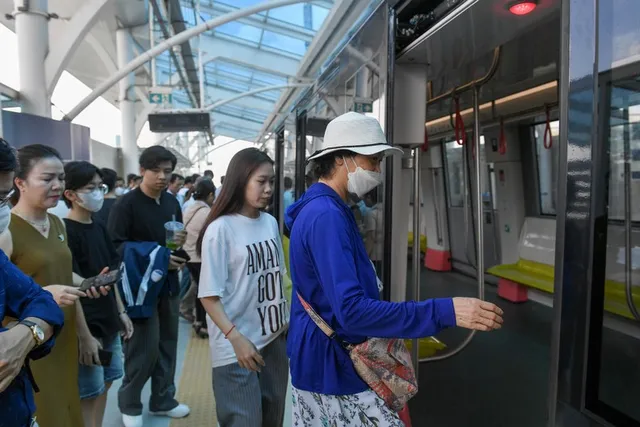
[534,120,560,215]
[606,97,640,222]
[444,141,464,207]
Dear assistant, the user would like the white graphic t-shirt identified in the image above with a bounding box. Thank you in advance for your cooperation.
[198,212,289,368]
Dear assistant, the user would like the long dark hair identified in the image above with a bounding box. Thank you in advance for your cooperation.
[196,148,274,255]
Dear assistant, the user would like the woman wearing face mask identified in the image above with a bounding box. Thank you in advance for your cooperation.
[197,148,289,427]
[6,145,109,427]
[285,113,504,426]
[181,179,216,338]
[63,161,134,427]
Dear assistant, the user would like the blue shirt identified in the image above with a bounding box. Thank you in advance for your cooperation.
[283,189,294,211]
[0,249,64,427]
[285,183,456,395]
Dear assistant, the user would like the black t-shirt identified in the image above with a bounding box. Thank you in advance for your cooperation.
[64,219,121,338]
[94,197,117,227]
[107,187,182,295]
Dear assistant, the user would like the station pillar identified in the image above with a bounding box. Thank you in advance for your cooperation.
[391,64,428,302]
[116,28,139,176]
[13,0,51,117]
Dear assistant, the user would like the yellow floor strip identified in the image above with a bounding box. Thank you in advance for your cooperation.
[170,330,217,426]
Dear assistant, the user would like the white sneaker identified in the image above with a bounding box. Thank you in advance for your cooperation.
[150,403,190,419]
[122,414,143,427]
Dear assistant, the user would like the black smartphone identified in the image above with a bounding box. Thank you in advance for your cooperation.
[171,248,191,264]
[98,349,113,366]
[79,270,121,292]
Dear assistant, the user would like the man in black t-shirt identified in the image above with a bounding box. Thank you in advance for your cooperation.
[107,147,190,427]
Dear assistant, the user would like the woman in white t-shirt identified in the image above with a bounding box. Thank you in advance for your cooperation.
[197,148,289,427]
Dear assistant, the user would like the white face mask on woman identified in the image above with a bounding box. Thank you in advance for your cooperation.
[114,187,125,197]
[0,204,11,234]
[77,189,104,212]
[343,156,383,198]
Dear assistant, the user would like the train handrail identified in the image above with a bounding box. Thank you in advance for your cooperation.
[427,46,502,106]
[421,88,486,363]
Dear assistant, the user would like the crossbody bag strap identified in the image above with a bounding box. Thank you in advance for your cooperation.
[296,292,353,350]
[184,205,207,229]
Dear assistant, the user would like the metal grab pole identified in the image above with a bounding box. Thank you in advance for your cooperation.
[421,86,484,363]
[411,147,421,373]
[431,168,443,246]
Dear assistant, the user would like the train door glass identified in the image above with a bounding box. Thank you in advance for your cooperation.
[443,140,467,265]
[443,138,500,269]
[475,137,500,270]
[585,32,640,424]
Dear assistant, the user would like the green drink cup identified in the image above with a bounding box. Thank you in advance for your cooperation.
[164,220,184,251]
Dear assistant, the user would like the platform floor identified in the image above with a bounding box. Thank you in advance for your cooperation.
[102,265,640,426]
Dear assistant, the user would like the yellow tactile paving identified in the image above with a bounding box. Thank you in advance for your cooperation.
[170,330,217,426]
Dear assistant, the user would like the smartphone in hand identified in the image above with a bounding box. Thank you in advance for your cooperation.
[79,270,121,292]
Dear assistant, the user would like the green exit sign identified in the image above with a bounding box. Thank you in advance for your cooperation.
[354,102,373,113]
[149,93,172,104]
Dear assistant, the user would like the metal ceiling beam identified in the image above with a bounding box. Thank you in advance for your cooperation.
[0,82,19,100]
[64,0,312,121]
[45,0,115,95]
[150,0,199,107]
[199,35,300,76]
[256,0,369,141]
[164,83,310,114]
[84,33,151,108]
[195,1,315,43]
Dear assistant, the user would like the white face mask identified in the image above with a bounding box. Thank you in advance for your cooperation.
[115,187,125,197]
[344,156,383,198]
[77,189,104,212]
[0,204,11,235]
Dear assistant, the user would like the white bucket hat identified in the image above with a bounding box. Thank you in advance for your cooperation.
[307,112,403,162]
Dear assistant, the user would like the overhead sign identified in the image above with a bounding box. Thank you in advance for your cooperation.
[148,86,173,105]
[149,93,172,104]
[350,98,374,114]
[148,112,211,133]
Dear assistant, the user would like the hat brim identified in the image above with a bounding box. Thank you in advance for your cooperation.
[307,144,404,163]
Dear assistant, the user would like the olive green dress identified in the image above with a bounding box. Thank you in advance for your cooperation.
[9,213,84,427]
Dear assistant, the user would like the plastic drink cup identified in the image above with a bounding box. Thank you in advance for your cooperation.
[164,221,184,250]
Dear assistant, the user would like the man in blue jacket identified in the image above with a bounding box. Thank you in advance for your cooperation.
[0,137,65,427]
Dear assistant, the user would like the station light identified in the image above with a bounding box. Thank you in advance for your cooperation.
[507,0,538,16]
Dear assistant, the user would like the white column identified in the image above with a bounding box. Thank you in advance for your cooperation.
[116,28,139,176]
[14,0,50,117]
[391,64,428,302]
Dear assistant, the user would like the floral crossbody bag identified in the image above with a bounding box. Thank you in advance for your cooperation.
[296,292,418,412]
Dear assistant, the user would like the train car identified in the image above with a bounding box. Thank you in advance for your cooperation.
[268,1,640,426]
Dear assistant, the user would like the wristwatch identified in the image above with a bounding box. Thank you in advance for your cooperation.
[19,320,45,347]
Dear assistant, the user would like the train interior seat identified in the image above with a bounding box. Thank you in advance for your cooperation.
[489,217,640,319]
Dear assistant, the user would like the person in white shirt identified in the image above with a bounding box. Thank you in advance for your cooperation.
[214,175,224,199]
[176,176,194,207]
[198,148,288,427]
[363,189,384,275]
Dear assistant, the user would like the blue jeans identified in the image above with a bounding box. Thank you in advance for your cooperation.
[179,266,191,299]
[78,335,124,399]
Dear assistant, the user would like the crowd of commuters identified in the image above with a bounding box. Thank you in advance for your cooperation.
[0,112,504,427]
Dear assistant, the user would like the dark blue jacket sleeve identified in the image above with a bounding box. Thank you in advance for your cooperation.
[1,251,64,360]
[306,210,456,339]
